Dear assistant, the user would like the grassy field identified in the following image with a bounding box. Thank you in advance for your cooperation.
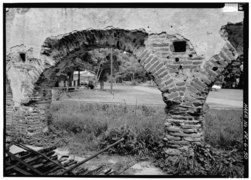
[50,100,243,154]
[47,87,243,177]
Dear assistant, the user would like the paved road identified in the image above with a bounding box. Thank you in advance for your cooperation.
[61,85,243,109]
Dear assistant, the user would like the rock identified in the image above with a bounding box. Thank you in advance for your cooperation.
[164,148,181,156]
[181,124,201,129]
[165,126,180,132]
[164,122,172,127]
[168,140,190,145]
[183,137,202,142]
[165,134,181,141]
[182,128,198,133]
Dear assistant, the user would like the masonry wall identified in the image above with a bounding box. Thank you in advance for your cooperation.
[6,7,243,60]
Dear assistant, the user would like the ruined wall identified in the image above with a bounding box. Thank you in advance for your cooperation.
[6,8,243,59]
[5,23,242,148]
[5,7,243,151]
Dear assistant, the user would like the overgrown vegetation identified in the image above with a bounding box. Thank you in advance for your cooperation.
[50,101,166,155]
[47,101,243,177]
[204,109,243,150]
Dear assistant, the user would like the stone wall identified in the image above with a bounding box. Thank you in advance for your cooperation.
[6,7,243,60]
[6,78,13,128]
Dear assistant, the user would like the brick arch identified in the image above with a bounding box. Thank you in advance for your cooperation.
[37,29,148,89]
[6,23,243,154]
[37,29,205,107]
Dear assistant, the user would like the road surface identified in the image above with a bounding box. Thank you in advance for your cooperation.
[60,85,243,109]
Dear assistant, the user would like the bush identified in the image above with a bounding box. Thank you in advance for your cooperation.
[153,143,244,177]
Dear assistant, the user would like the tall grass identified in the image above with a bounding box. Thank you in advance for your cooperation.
[50,101,166,155]
[204,109,243,150]
[50,101,243,155]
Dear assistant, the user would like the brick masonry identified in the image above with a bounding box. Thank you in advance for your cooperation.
[6,23,243,154]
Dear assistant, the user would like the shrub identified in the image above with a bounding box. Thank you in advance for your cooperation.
[153,143,244,177]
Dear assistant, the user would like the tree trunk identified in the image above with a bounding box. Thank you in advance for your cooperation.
[100,80,104,90]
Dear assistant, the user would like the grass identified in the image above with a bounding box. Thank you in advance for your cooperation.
[204,109,243,150]
[47,101,244,177]
[49,101,243,154]
[50,101,166,155]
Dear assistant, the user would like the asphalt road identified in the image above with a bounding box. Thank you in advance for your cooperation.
[61,85,243,109]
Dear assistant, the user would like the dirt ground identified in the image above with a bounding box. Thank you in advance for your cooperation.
[62,84,243,109]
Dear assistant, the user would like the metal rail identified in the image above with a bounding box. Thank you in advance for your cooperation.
[13,143,73,175]
[7,151,44,175]
[61,138,124,175]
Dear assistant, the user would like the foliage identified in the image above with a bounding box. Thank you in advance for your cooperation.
[50,102,166,155]
[88,48,150,84]
[219,55,243,89]
[88,48,121,82]
[49,101,244,177]
[153,143,244,177]
[99,125,162,157]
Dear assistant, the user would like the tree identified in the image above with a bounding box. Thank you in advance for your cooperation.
[88,48,150,89]
[88,48,121,90]
[220,55,243,89]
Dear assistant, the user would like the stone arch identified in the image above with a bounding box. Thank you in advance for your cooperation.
[6,23,243,154]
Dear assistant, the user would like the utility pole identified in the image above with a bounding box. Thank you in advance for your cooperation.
[78,70,80,86]
[110,48,113,94]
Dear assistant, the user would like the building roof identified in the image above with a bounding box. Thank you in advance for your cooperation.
[73,70,95,77]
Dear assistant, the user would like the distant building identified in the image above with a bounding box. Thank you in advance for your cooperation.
[73,70,96,86]
[57,70,96,87]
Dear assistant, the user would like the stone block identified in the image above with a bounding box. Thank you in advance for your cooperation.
[166,125,180,132]
[164,148,181,156]
[152,43,169,47]
[158,70,169,79]
[173,96,182,102]
[176,82,186,86]
[169,132,190,137]
[183,137,202,142]
[183,128,198,133]
[222,44,236,59]
[192,61,203,65]
[164,122,172,127]
[179,91,184,96]
[165,134,181,141]
[148,60,160,72]
[168,140,190,145]
[166,91,179,100]
[169,69,178,73]
[181,124,201,129]
[219,51,232,63]
[155,67,166,77]
[138,50,150,62]
[163,79,174,87]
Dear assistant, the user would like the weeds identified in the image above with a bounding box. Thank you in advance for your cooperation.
[49,101,243,177]
[50,101,166,155]
[153,143,244,177]
[204,109,243,150]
